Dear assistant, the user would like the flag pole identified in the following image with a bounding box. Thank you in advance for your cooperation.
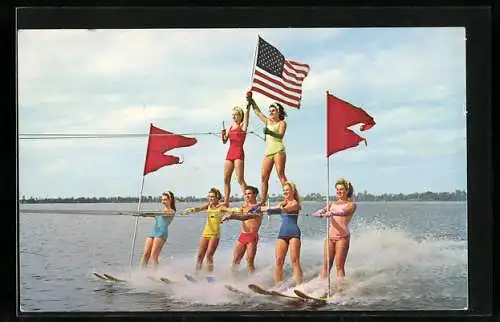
[250,34,259,87]
[128,123,153,279]
[326,157,331,299]
[325,90,331,299]
[128,175,145,278]
[250,35,265,143]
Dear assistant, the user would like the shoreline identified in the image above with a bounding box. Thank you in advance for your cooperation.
[19,200,467,205]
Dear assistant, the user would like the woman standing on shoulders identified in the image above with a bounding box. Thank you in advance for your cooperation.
[312,178,357,292]
[221,104,251,206]
[183,187,225,278]
[140,191,176,270]
[246,93,288,205]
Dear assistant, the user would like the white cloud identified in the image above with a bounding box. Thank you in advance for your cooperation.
[384,128,466,156]
[303,29,465,109]
[376,105,462,131]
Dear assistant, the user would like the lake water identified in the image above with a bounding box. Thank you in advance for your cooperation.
[18,201,468,312]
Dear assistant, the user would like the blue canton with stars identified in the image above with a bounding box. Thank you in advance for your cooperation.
[256,36,285,78]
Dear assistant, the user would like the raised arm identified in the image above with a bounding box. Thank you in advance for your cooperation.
[240,103,251,132]
[247,96,268,123]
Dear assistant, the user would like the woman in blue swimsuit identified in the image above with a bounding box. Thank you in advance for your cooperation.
[256,181,303,289]
[140,191,176,270]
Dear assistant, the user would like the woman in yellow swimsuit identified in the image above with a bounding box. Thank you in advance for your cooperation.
[247,94,288,205]
[183,187,225,277]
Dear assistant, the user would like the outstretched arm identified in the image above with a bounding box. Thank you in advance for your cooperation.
[311,206,328,217]
[323,203,357,217]
[221,207,262,222]
[280,199,299,214]
[251,201,298,215]
[224,212,262,222]
[162,209,176,216]
[139,209,174,217]
[184,202,209,214]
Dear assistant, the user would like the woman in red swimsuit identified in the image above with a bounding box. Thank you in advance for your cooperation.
[221,104,251,206]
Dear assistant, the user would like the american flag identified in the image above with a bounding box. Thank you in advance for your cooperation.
[250,36,311,109]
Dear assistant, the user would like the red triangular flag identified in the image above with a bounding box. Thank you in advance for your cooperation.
[326,92,375,157]
[143,124,197,175]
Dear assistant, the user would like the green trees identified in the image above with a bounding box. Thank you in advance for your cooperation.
[19,190,467,204]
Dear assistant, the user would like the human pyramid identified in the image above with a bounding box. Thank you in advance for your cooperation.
[139,91,357,295]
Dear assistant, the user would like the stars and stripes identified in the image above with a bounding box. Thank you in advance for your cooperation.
[250,36,311,109]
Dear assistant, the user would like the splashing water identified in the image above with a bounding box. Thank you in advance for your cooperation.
[87,223,466,311]
[20,202,467,311]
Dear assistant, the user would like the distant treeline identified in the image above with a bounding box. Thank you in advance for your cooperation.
[19,190,466,204]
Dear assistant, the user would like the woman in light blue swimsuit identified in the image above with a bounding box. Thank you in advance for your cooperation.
[140,191,176,270]
[254,181,303,289]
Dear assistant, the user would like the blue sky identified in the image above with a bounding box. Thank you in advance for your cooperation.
[18,28,466,198]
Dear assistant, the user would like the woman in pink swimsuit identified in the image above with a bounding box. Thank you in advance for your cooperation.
[312,178,357,291]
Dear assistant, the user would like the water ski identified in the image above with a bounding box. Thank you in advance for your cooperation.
[184,273,197,283]
[248,284,274,296]
[147,276,173,284]
[270,290,305,300]
[225,284,248,295]
[293,289,328,303]
[102,273,127,282]
[160,277,173,284]
[93,272,108,281]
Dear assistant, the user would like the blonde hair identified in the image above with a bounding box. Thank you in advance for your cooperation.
[232,106,244,122]
[283,181,302,210]
[335,178,354,199]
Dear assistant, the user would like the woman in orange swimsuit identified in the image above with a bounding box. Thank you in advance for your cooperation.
[312,178,357,292]
[221,104,251,206]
